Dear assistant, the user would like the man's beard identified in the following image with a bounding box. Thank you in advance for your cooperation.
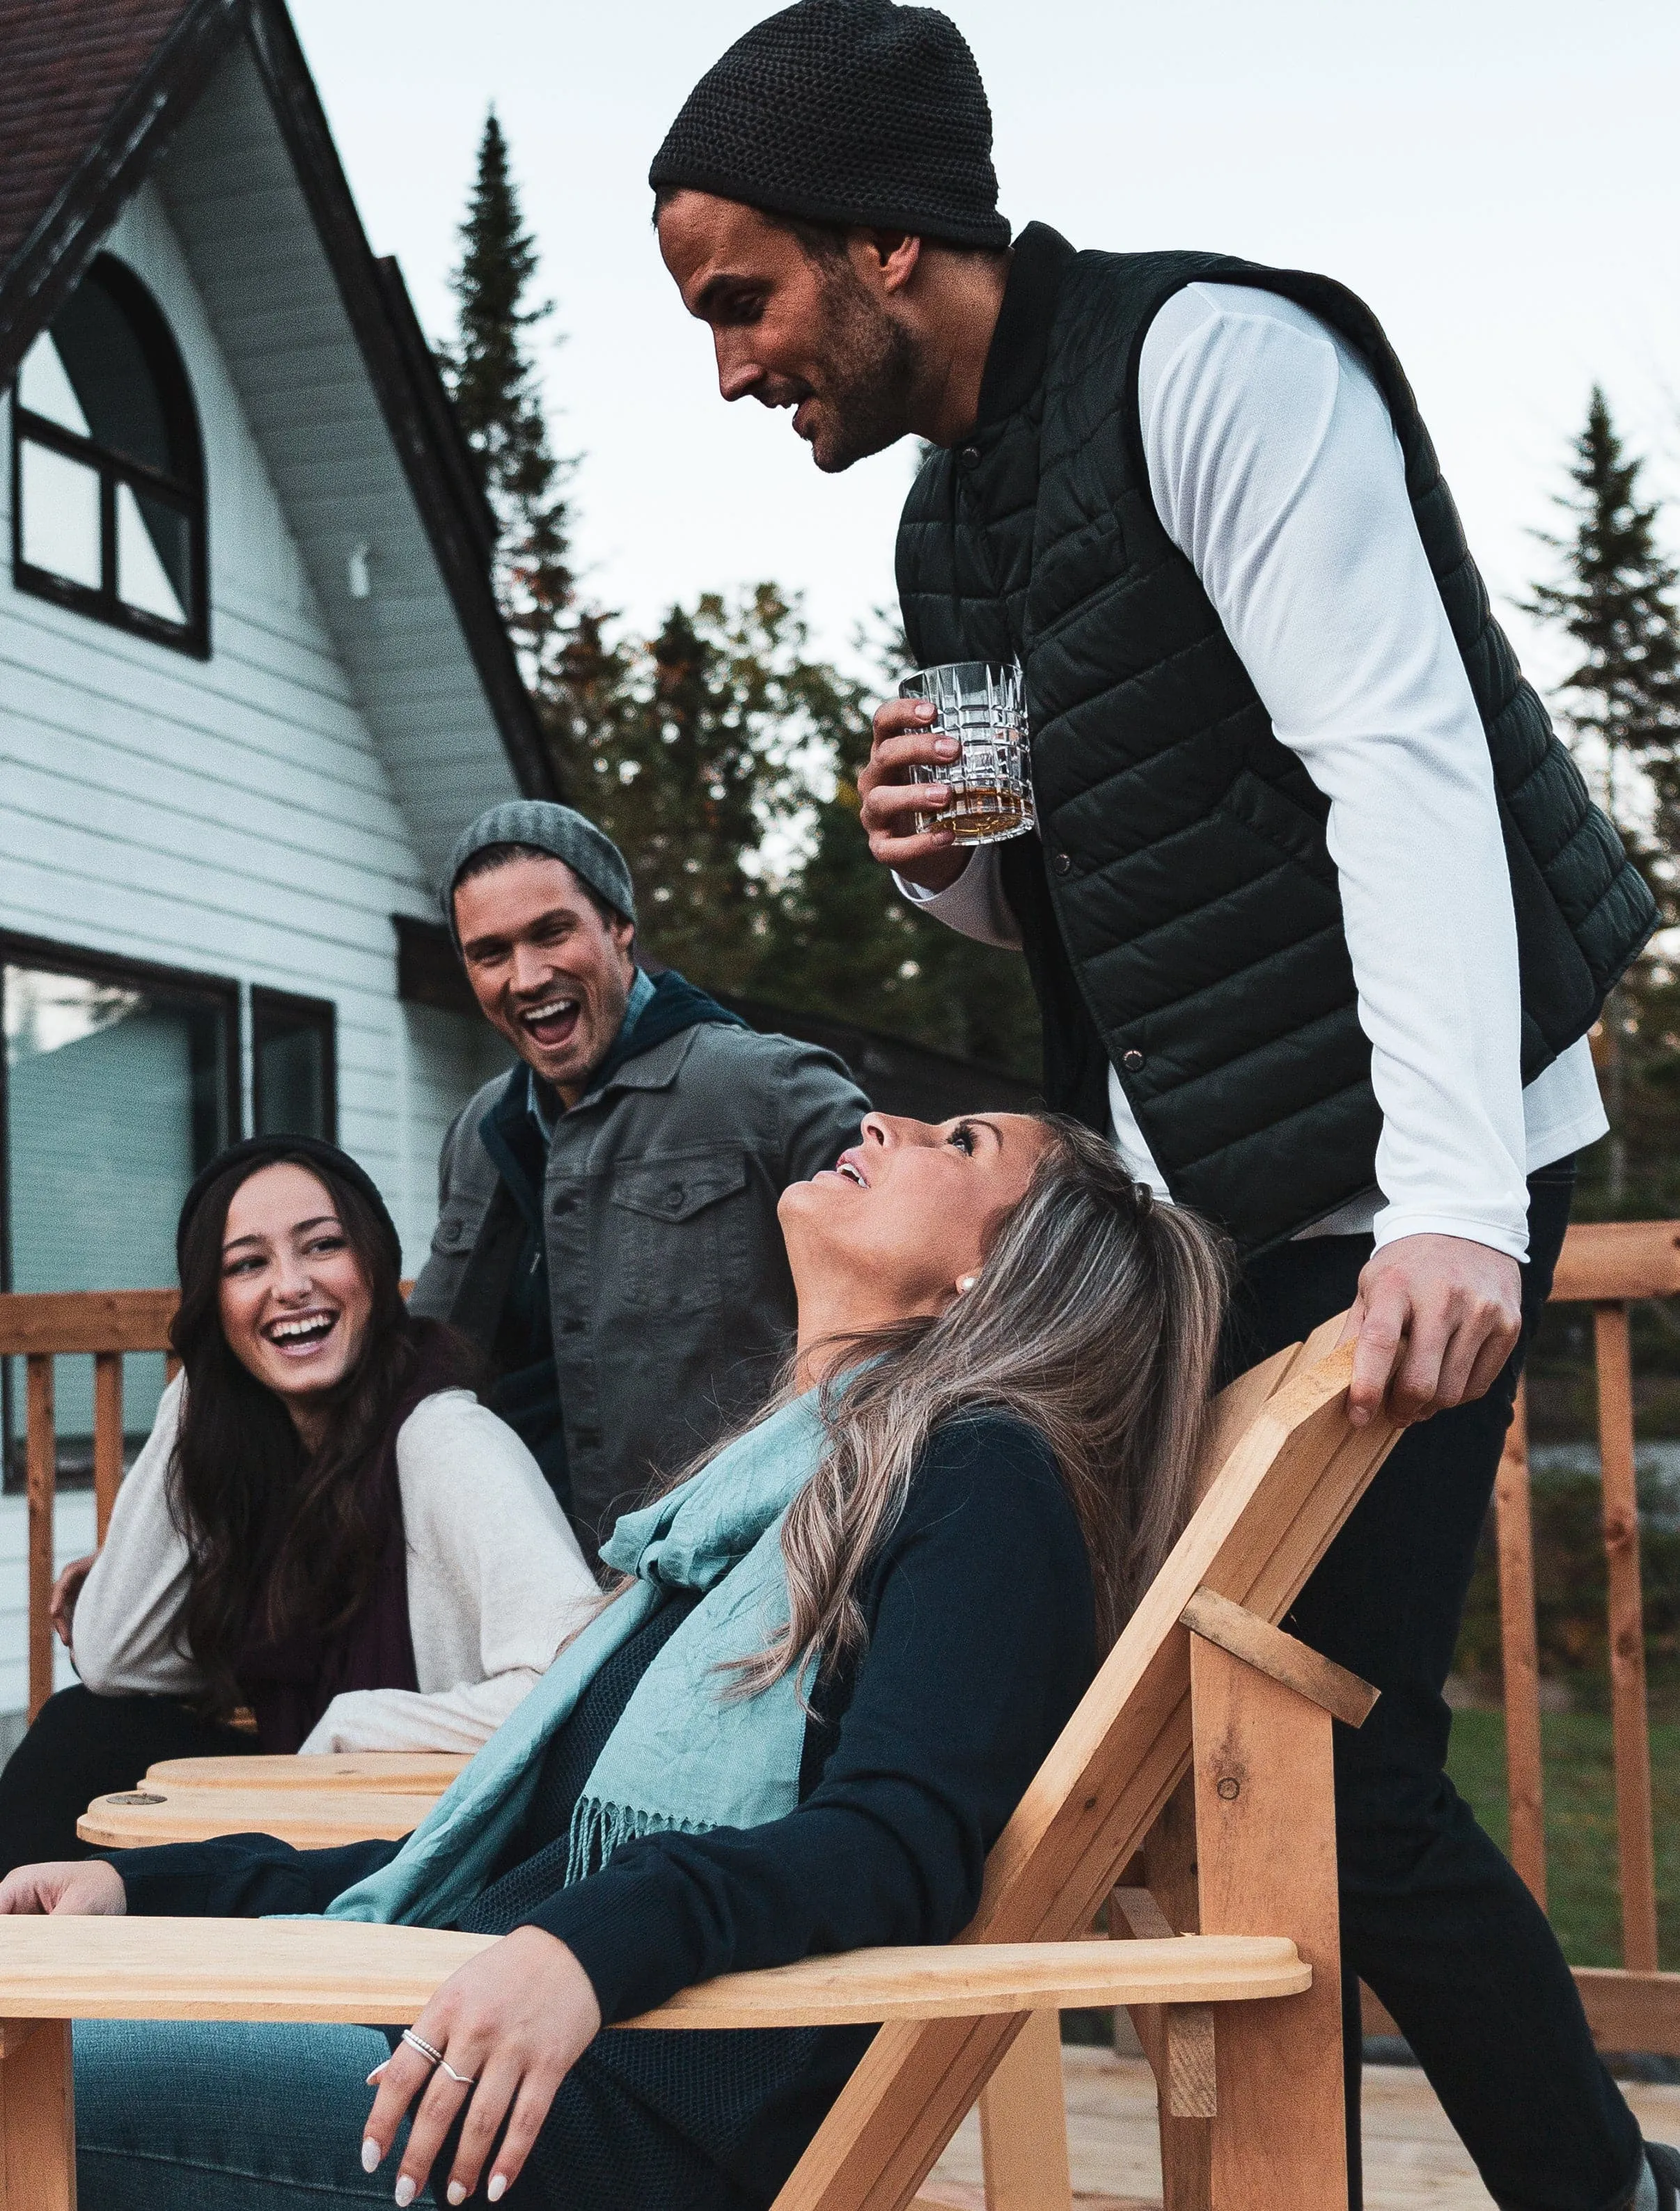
[805,267,920,472]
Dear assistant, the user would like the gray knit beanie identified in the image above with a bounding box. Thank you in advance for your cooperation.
[442,802,636,948]
[650,0,1009,251]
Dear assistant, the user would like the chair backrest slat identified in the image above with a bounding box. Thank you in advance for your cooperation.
[774,1341,1402,2211]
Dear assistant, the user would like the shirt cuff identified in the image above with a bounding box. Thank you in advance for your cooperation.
[892,851,1022,951]
[1370,1212,1530,1264]
[517,1861,692,2025]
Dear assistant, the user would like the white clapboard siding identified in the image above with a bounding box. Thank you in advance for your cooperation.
[0,162,518,1259]
[0,59,533,1724]
[0,1492,99,1722]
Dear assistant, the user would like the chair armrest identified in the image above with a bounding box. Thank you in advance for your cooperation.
[0,1920,1306,2029]
[78,1788,443,1850]
[143,1754,472,1793]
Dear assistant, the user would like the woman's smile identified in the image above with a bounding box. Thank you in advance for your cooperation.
[262,1306,340,1359]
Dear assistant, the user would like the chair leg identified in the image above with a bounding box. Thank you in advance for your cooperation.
[1189,1634,1347,2211]
[0,2019,74,2211]
[978,2010,1071,2211]
[1141,1775,1213,2211]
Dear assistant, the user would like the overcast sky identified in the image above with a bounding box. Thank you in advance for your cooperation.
[287,0,1680,690]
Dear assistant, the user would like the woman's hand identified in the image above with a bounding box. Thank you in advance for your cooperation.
[49,1551,97,1647]
[362,1925,602,2205]
[0,1860,126,1914]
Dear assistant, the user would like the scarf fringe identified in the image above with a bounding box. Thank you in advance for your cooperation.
[565,1794,713,1886]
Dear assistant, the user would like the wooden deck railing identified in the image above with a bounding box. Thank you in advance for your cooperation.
[1493,1219,1680,2054]
[0,1291,179,1721]
[6,1239,1680,2052]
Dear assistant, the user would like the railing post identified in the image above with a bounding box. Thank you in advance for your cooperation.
[93,1351,123,1542]
[24,1358,55,1724]
[1493,1380,1547,1907]
[1592,1302,1658,1974]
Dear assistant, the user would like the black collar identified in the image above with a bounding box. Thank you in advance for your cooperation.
[973,222,1078,429]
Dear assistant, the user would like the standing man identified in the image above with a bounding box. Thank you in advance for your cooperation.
[409,801,868,1563]
[650,8,1667,2211]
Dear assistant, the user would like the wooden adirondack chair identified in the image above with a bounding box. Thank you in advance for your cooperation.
[2,1325,1399,2211]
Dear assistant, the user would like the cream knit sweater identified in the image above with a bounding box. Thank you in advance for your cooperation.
[70,1377,601,1753]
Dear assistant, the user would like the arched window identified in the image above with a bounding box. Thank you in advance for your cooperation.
[10,253,207,654]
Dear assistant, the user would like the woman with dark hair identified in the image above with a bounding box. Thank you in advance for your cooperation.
[4,1110,1230,2211]
[0,1137,598,1872]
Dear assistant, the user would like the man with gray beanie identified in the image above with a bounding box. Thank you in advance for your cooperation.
[407,802,868,1563]
[652,8,1670,2211]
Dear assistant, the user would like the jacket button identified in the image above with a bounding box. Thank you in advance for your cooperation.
[1122,1049,1145,1072]
[665,1183,685,1208]
[1053,851,1072,876]
[959,444,980,467]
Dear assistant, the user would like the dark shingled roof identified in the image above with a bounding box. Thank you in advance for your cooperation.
[0,0,249,381]
[0,0,191,278]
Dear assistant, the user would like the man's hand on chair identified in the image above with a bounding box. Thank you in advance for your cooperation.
[0,1860,125,1914]
[1339,1234,1522,1430]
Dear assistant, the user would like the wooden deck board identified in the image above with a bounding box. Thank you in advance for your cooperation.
[923,2049,1680,2210]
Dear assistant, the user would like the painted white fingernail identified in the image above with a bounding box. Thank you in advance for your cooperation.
[394,2179,416,2208]
[448,2185,467,2206]
[488,2176,508,2203]
[361,2139,381,2173]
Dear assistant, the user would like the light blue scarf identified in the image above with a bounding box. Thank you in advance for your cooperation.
[325,1389,827,1928]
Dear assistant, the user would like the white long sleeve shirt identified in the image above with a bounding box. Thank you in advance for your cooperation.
[905,281,1605,1258]
[70,1377,602,1753]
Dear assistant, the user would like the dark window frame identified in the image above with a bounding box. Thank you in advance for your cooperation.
[10,253,210,659]
[0,931,239,1492]
[251,986,338,1142]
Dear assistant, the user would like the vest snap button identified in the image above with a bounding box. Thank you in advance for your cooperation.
[1122,1049,1145,1072]
[1053,850,1072,876]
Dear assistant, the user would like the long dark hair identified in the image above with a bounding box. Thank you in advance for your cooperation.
[168,1148,473,1716]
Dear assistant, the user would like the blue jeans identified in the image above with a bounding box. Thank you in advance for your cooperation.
[75,2020,405,2210]
[74,2019,757,2208]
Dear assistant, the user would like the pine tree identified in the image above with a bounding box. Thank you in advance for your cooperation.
[568,588,827,992]
[1527,388,1680,1212]
[1527,387,1680,896]
[438,111,576,706]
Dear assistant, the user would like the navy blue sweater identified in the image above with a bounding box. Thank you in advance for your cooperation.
[106,1416,1095,2203]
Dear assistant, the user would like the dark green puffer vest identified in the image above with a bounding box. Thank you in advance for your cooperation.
[897,224,1656,1254]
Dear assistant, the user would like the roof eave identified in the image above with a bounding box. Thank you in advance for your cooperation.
[242,0,558,802]
[0,0,246,386]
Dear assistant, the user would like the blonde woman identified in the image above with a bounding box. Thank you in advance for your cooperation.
[5,1112,1228,2211]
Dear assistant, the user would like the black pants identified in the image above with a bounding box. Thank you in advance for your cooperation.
[0,1686,260,1876]
[1234,1162,1645,2211]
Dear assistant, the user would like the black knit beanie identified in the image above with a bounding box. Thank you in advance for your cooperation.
[650,0,1009,251]
[176,1136,400,1281]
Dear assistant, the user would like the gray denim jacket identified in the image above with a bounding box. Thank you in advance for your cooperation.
[409,1023,869,1552]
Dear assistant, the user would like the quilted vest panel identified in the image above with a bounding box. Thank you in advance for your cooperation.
[897,226,1656,1253]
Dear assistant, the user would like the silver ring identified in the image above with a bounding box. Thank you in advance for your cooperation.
[438,2060,478,2089]
[401,2029,444,2067]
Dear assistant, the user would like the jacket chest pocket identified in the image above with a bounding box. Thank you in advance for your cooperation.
[607,1148,749,1312]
